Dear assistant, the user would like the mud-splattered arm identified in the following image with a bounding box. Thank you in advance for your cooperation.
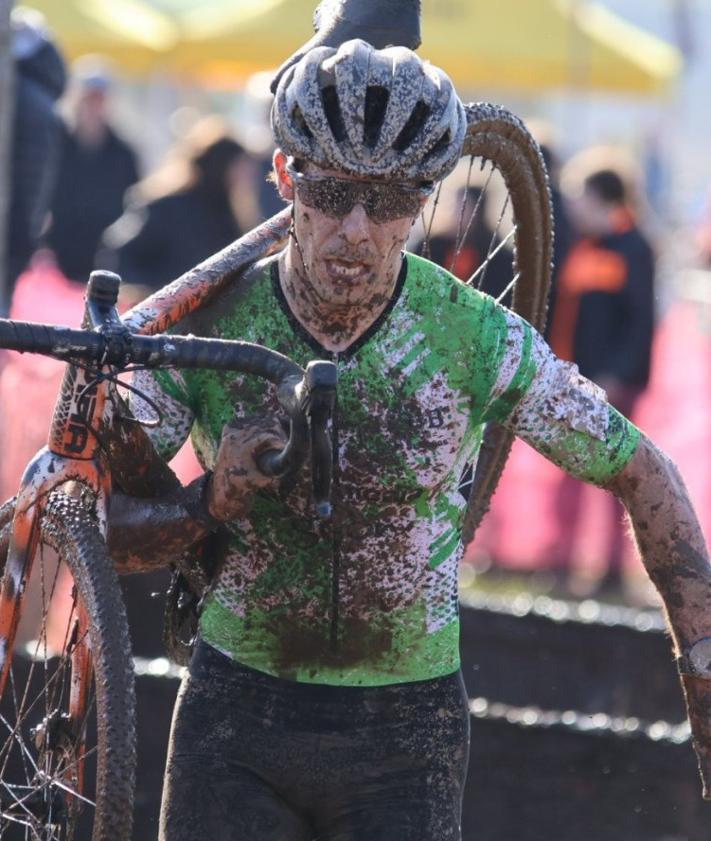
[494,318,639,486]
[107,483,210,573]
[607,436,711,799]
[494,322,711,798]
[109,374,284,571]
[106,369,208,570]
[129,368,197,464]
[108,422,284,571]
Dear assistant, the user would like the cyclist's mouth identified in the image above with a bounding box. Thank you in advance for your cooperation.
[324,259,371,282]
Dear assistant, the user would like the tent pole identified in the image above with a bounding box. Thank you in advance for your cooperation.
[0,0,14,315]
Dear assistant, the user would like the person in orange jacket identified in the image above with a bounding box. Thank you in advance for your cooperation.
[549,162,656,593]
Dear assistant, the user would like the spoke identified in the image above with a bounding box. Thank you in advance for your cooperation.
[419,180,444,260]
[467,225,517,286]
[0,741,98,832]
[55,742,98,790]
[41,774,95,809]
[0,781,39,824]
[0,806,64,841]
[1,660,67,763]
[448,155,477,272]
[8,623,90,732]
[0,665,31,784]
[1,547,66,782]
[496,272,522,305]
[0,623,91,809]
[0,711,41,777]
[449,160,495,275]
[474,190,511,292]
[490,186,511,245]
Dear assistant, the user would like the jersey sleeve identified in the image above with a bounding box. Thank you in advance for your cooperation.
[129,368,196,463]
[484,309,641,486]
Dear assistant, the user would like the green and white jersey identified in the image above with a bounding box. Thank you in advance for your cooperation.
[133,253,640,686]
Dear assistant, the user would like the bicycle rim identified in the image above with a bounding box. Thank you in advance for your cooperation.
[414,103,553,543]
[0,492,135,841]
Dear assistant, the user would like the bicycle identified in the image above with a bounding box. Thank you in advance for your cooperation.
[0,102,551,841]
[0,269,337,841]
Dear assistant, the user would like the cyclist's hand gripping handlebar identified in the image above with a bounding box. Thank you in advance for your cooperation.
[0,271,338,517]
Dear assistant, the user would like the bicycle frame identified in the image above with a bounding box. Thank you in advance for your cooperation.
[0,364,113,688]
[0,210,294,694]
[0,259,335,838]
[0,328,114,832]
[0,205,289,681]
[0,235,299,830]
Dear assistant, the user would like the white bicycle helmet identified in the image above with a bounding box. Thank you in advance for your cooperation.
[271,39,467,183]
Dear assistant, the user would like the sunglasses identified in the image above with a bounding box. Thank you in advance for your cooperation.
[287,166,433,224]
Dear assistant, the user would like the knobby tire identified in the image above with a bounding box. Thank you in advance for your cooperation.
[0,492,135,841]
[459,104,553,543]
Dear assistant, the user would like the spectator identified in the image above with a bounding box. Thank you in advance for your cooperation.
[103,117,251,293]
[46,55,139,283]
[4,7,66,309]
[548,151,656,594]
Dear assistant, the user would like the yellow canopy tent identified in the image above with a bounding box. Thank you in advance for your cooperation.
[424,0,682,95]
[27,0,179,75]
[171,0,681,95]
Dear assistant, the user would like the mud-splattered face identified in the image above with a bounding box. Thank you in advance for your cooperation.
[274,151,424,309]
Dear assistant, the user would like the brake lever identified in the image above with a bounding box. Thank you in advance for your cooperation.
[256,360,337,518]
[302,361,337,517]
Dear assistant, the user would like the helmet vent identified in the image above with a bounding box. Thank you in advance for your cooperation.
[322,85,347,143]
[363,86,390,148]
[424,130,452,161]
[393,101,431,152]
[291,105,313,140]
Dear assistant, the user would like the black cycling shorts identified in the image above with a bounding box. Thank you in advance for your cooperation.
[160,640,470,841]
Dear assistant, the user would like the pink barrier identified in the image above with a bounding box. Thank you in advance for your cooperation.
[468,300,711,576]
[0,259,202,501]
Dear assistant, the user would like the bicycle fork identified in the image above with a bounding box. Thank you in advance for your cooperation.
[0,274,119,698]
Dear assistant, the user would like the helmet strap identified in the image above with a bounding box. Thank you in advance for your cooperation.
[288,206,307,272]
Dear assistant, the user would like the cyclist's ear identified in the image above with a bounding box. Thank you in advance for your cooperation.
[273,150,294,202]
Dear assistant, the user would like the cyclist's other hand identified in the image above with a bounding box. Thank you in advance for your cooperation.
[207,415,287,522]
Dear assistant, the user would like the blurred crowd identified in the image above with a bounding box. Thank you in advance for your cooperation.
[4,7,711,608]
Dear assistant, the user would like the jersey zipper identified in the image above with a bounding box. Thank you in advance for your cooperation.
[329,351,341,654]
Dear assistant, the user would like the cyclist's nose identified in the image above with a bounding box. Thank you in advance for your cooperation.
[340,203,370,244]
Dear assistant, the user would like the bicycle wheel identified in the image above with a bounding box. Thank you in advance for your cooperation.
[0,492,135,841]
[414,102,553,543]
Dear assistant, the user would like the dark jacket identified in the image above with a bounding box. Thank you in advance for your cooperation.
[550,218,655,388]
[47,125,139,282]
[7,35,66,289]
[105,186,242,292]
